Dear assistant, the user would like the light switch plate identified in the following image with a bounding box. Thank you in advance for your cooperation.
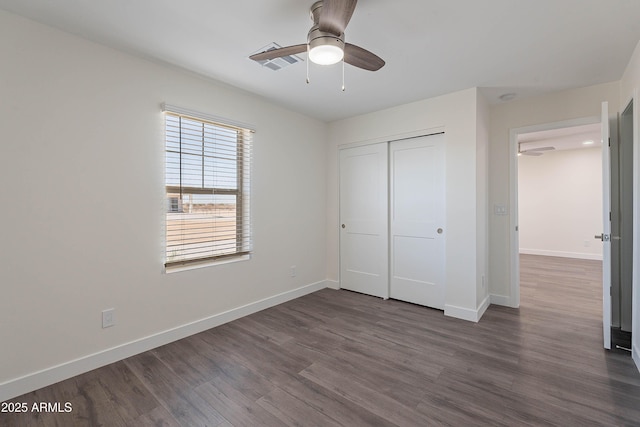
[494,204,508,215]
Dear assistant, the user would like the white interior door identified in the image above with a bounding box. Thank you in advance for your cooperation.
[389,134,446,309]
[601,101,612,350]
[339,143,389,298]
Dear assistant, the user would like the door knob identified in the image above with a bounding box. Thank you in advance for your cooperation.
[437,228,443,234]
[341,224,346,229]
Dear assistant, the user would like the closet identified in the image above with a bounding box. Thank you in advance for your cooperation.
[339,133,446,309]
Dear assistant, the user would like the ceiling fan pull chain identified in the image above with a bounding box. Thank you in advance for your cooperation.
[341,58,345,91]
[306,44,310,84]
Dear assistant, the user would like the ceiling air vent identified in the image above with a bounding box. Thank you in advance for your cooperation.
[251,42,303,71]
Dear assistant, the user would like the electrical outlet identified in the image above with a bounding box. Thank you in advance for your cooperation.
[102,308,115,328]
[290,266,296,277]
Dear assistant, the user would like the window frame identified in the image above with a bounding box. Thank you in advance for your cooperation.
[163,105,253,270]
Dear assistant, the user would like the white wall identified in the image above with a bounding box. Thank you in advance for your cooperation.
[476,91,490,309]
[619,39,640,371]
[620,40,640,110]
[489,82,620,305]
[327,88,489,321]
[518,147,603,260]
[0,10,328,399]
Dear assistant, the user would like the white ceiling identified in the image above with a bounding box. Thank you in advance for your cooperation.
[1,0,639,122]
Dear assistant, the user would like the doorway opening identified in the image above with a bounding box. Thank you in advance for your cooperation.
[510,111,634,354]
[509,116,606,341]
[517,123,603,262]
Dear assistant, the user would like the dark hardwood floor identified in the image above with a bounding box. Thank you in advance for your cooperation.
[2,254,640,426]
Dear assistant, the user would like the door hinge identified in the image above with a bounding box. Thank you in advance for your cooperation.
[609,137,611,147]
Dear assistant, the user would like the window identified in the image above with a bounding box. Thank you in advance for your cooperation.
[163,106,252,269]
[168,197,181,213]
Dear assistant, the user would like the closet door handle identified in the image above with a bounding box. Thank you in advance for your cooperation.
[437,228,443,234]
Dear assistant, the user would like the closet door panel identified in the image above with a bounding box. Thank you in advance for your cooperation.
[339,142,389,298]
[390,134,446,309]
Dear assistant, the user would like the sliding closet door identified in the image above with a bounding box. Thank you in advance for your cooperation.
[339,143,389,298]
[390,134,446,309]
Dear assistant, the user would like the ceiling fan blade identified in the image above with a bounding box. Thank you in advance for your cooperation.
[525,146,555,152]
[249,44,307,62]
[344,43,385,71]
[519,145,555,155]
[319,0,358,35]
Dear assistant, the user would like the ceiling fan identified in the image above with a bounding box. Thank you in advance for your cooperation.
[518,144,555,156]
[249,0,385,72]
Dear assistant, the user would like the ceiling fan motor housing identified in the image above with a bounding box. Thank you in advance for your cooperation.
[307,25,345,52]
[308,1,345,58]
[310,1,323,24]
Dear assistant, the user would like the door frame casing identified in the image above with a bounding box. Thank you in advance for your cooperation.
[627,89,640,371]
[602,101,612,350]
[508,116,602,308]
[618,99,634,332]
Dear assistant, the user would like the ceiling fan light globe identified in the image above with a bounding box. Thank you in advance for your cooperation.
[309,44,343,65]
[308,35,344,65]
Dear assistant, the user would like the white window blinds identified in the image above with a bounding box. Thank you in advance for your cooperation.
[163,107,252,268]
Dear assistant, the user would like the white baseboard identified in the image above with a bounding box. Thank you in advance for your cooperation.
[634,343,640,374]
[445,295,489,323]
[490,293,515,307]
[519,248,602,261]
[0,280,328,402]
[477,295,490,320]
[326,279,340,290]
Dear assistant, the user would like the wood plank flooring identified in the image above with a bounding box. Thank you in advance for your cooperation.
[2,254,640,426]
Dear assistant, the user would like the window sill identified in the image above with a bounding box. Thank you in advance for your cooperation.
[164,254,251,274]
